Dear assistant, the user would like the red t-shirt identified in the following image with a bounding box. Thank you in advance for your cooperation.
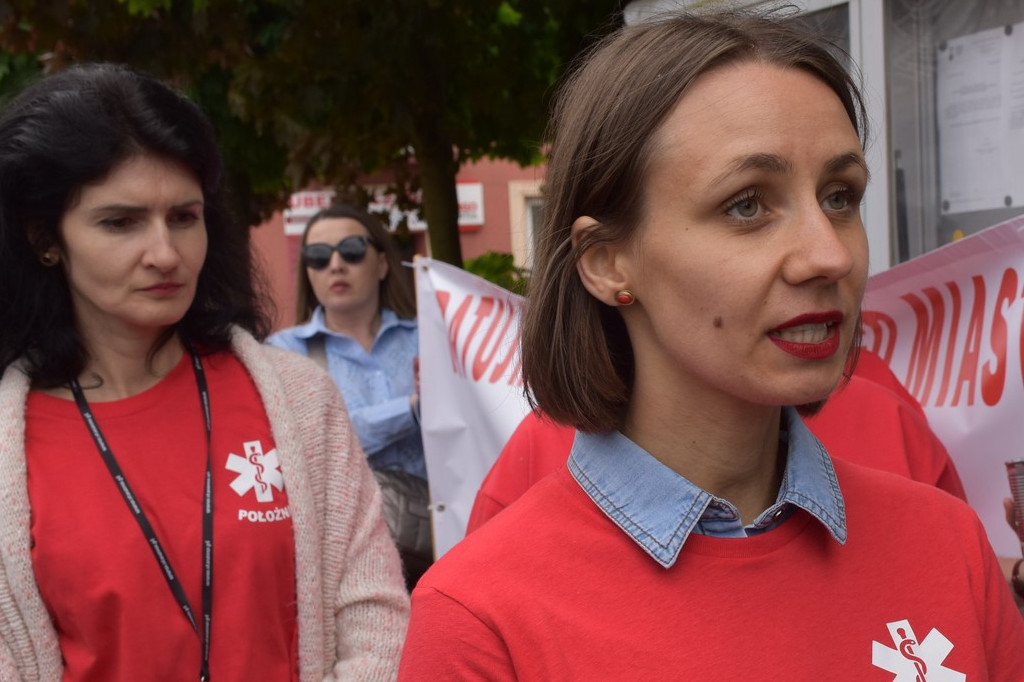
[402,462,1024,680]
[26,351,298,681]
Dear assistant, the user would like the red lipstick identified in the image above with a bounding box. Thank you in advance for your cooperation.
[768,312,843,360]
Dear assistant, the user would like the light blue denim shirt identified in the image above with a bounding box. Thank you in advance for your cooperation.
[267,306,426,479]
[568,406,846,568]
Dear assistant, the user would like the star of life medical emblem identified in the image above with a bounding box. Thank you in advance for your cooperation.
[226,440,284,503]
[871,619,966,681]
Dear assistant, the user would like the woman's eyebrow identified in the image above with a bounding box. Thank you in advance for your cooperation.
[706,149,869,189]
[708,153,791,188]
[88,199,204,214]
[825,151,870,181]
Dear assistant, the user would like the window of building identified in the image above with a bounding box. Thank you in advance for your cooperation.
[508,180,544,270]
[887,0,1024,261]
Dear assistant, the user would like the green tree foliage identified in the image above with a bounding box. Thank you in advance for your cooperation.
[0,52,42,106]
[0,0,619,266]
[464,251,529,296]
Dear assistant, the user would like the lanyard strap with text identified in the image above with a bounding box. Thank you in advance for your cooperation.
[70,346,214,682]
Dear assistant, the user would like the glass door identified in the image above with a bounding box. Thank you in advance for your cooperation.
[886,0,1024,261]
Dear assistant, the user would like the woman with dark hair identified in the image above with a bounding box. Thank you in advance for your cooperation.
[0,63,407,680]
[268,205,431,588]
[398,9,1023,679]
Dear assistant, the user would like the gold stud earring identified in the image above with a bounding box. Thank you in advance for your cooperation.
[615,290,635,306]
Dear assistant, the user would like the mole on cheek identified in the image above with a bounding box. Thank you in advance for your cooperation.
[713,316,723,329]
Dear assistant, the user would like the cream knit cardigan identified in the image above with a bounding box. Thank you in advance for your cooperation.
[0,328,409,681]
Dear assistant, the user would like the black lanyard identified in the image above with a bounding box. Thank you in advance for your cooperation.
[70,347,214,682]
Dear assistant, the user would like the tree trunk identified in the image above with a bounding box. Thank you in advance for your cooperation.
[413,120,463,267]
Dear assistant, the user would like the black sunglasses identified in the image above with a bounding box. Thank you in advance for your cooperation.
[301,235,379,270]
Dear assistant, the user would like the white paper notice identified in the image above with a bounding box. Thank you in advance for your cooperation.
[937,24,1024,214]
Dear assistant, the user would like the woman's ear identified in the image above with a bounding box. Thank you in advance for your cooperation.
[27,224,61,263]
[572,216,632,306]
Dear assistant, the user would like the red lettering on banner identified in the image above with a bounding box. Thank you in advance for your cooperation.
[951,276,985,406]
[934,281,962,407]
[435,288,523,384]
[1020,272,1024,398]
[461,297,496,368]
[489,329,521,386]
[509,348,524,387]
[983,268,1016,405]
[437,291,472,377]
[902,288,945,404]
[861,310,898,362]
[436,290,450,314]
[472,300,516,381]
[877,266,1023,409]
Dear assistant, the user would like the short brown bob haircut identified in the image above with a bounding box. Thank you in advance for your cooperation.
[521,9,868,433]
[293,203,416,324]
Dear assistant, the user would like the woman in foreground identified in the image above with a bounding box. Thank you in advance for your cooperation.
[398,10,1024,679]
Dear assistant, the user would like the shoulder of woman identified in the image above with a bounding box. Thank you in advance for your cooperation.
[231,328,337,402]
[0,361,30,394]
[264,325,305,351]
[0,363,31,431]
[832,456,979,527]
[381,305,416,324]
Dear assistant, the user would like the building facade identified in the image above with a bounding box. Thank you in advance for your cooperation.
[253,158,543,328]
[254,0,1024,329]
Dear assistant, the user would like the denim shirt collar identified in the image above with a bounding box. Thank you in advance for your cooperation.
[567,406,846,568]
[292,306,414,341]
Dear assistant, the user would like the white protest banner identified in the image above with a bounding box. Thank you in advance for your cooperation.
[862,214,1024,557]
[415,259,531,557]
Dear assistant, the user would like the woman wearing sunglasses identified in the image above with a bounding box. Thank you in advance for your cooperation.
[0,64,408,680]
[268,204,431,588]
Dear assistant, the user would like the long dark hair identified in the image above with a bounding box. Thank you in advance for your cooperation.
[0,62,271,387]
[294,204,416,324]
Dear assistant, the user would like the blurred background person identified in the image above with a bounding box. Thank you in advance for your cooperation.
[0,63,407,680]
[269,204,432,589]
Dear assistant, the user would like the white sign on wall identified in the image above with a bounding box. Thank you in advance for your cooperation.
[457,182,484,227]
[283,190,336,236]
[936,23,1024,214]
